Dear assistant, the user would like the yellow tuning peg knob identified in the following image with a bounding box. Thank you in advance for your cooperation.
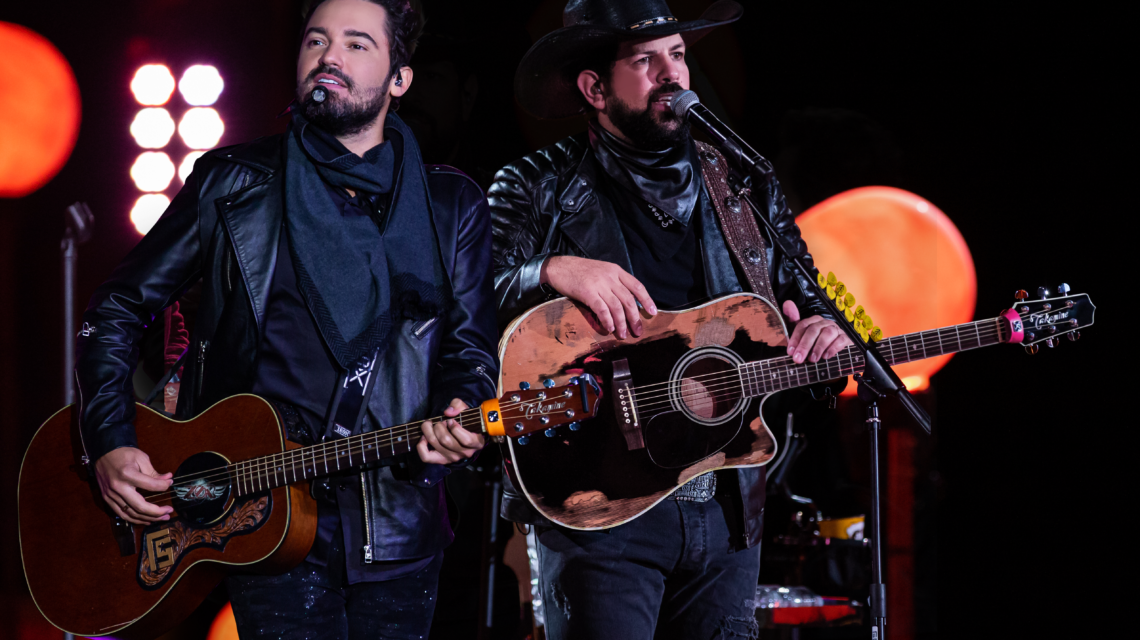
[844,307,855,322]
[817,272,827,288]
[826,272,838,287]
[826,285,836,300]
[843,292,855,307]
[862,315,874,329]
[836,297,846,311]
[835,282,847,297]
[858,326,870,343]
[853,305,865,319]
[870,326,883,342]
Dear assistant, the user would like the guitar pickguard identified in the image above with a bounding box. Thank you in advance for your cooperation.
[137,494,271,590]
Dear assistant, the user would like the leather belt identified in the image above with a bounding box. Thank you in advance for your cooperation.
[672,471,717,502]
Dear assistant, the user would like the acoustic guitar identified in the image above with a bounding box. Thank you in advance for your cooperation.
[18,380,600,639]
[497,289,1094,530]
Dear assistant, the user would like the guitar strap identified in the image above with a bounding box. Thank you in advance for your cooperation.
[323,348,382,442]
[695,141,778,303]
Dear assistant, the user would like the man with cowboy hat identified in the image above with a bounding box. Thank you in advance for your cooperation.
[489,1,850,637]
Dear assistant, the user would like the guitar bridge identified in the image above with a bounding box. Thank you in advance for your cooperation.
[612,358,644,450]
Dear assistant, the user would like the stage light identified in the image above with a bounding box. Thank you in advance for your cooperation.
[130,64,175,106]
[130,193,170,235]
[130,152,175,192]
[130,108,175,149]
[178,151,206,184]
[179,65,224,106]
[178,107,224,149]
[796,187,976,395]
[0,22,81,198]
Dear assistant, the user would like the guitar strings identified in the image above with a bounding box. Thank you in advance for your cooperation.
[627,323,1007,418]
[143,399,564,504]
[138,318,1013,506]
[624,323,1004,410]
[629,324,1004,409]
[618,318,1003,396]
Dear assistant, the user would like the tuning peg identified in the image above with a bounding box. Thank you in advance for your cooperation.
[568,422,581,431]
[569,376,580,385]
[1014,290,1028,301]
[1067,332,1080,342]
[517,436,529,445]
[543,378,555,388]
[1056,283,1071,296]
[513,422,524,433]
[544,428,557,437]
[1045,338,1056,348]
[1024,344,1039,355]
[519,381,531,390]
[1037,286,1050,299]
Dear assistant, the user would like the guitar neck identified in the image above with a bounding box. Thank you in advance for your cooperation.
[739,316,1010,397]
[230,407,483,497]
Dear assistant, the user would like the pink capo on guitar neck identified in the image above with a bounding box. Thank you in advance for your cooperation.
[999,308,1025,343]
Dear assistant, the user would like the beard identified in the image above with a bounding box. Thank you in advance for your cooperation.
[607,82,690,151]
[298,65,390,137]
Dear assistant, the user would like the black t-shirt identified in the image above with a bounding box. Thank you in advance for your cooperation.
[602,174,708,311]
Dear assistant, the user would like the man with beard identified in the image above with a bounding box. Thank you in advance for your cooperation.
[75,0,497,636]
[490,1,849,638]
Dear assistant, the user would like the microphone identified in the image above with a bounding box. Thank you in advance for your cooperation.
[670,90,770,179]
[311,87,328,103]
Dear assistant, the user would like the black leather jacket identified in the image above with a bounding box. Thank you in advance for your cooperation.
[76,134,499,561]
[488,132,836,549]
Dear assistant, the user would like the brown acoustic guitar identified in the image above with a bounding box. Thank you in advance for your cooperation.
[19,381,600,639]
[497,290,1094,530]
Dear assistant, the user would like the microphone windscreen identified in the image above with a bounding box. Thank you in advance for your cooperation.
[671,90,700,118]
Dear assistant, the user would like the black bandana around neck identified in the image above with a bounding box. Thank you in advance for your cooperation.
[588,120,702,225]
[285,111,449,369]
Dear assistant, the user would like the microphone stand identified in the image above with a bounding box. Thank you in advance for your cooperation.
[688,101,931,640]
[61,202,93,640]
[62,203,94,406]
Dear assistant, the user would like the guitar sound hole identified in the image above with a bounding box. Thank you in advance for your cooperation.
[668,347,746,426]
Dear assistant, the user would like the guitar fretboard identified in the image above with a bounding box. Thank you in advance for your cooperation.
[739,317,1008,397]
[228,407,482,497]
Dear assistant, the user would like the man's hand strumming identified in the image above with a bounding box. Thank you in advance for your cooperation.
[542,255,657,339]
[94,447,174,525]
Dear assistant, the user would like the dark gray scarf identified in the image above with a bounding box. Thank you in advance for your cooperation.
[588,120,702,225]
[285,111,448,369]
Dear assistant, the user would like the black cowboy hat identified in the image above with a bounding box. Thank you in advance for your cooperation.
[515,0,743,119]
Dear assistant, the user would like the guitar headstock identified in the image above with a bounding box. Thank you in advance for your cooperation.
[1001,284,1095,354]
[481,375,602,440]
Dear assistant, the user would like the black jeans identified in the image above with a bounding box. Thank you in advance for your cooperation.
[536,495,761,640]
[227,554,443,640]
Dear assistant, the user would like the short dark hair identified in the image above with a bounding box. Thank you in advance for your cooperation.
[565,42,619,112]
[302,0,424,109]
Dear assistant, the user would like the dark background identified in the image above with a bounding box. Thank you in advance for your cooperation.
[0,1,1125,638]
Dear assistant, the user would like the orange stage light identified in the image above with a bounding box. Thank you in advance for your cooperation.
[207,603,239,640]
[796,187,976,394]
[0,22,81,198]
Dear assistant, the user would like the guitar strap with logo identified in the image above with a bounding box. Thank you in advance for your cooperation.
[324,348,382,442]
[694,141,778,304]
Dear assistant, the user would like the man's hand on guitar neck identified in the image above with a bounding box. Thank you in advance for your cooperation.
[783,300,854,363]
[418,398,484,465]
[94,447,174,525]
[542,256,658,339]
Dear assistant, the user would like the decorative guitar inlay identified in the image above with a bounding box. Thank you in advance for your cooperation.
[137,495,270,589]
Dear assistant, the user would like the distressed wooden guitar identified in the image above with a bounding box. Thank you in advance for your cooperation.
[18,381,599,639]
[498,289,1095,530]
